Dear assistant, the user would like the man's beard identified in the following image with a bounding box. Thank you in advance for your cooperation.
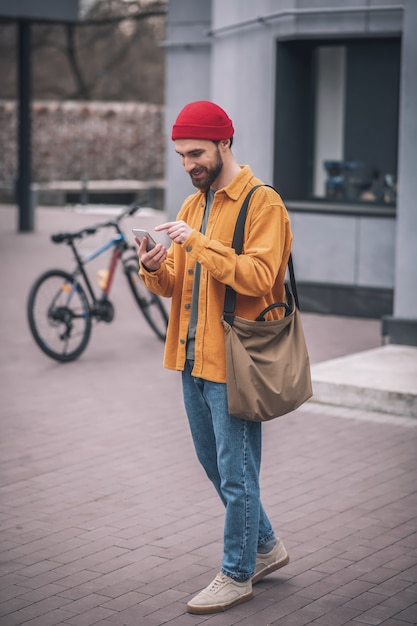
[189,148,223,191]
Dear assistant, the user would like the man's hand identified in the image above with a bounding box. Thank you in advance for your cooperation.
[134,236,167,271]
[155,221,193,245]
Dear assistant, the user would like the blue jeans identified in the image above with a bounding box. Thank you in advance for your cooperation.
[181,360,276,582]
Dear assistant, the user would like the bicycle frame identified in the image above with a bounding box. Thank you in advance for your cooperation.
[70,232,127,305]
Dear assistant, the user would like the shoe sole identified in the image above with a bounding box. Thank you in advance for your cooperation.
[252,553,290,585]
[186,590,253,614]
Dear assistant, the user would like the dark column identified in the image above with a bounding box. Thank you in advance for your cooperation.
[17,19,33,232]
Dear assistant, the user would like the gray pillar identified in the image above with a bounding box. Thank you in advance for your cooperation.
[382,0,417,346]
[164,0,212,219]
[17,19,34,232]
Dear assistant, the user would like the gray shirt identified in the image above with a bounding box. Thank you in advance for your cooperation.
[186,188,215,360]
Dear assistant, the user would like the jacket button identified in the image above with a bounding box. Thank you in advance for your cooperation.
[186,246,192,252]
[185,303,191,309]
[188,268,194,275]
[180,338,186,345]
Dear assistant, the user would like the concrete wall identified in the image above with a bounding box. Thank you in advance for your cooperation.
[0,100,164,183]
[289,210,396,288]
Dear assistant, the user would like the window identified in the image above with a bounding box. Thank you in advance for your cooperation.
[274,38,400,206]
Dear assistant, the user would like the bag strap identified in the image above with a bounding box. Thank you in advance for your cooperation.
[223,186,261,325]
[223,184,300,326]
[287,253,300,310]
[231,185,262,255]
[263,185,299,309]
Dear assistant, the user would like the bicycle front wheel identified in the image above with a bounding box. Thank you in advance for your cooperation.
[125,263,168,341]
[27,269,92,362]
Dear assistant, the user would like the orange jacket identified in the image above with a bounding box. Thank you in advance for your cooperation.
[140,165,293,383]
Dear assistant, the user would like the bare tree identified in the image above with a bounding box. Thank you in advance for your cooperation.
[0,0,167,103]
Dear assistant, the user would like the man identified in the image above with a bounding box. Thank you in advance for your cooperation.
[137,101,292,614]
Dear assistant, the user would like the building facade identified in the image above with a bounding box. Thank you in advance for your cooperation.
[164,0,417,346]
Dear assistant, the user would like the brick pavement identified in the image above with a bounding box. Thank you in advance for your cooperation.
[1,206,416,626]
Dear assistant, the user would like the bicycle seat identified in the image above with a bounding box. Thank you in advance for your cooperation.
[51,232,70,243]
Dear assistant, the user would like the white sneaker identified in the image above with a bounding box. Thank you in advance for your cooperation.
[186,572,253,614]
[252,539,289,584]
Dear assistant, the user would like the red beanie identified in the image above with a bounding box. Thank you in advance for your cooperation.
[172,101,234,141]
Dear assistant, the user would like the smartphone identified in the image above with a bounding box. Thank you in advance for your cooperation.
[132,228,157,251]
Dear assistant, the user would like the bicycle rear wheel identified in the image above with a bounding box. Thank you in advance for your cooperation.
[125,263,168,341]
[27,269,92,362]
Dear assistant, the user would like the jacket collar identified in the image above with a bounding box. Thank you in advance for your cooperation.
[221,165,254,200]
[193,165,255,203]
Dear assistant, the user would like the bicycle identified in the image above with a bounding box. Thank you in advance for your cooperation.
[27,202,169,362]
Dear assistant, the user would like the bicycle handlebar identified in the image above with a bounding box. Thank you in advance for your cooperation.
[50,201,142,244]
